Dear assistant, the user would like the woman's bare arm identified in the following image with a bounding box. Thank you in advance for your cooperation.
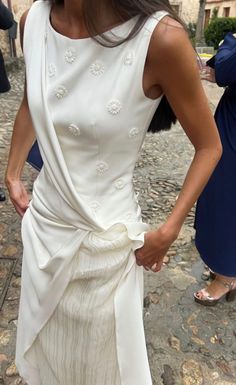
[136,17,222,271]
[5,10,36,216]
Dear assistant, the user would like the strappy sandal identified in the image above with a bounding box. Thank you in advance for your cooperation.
[209,269,216,280]
[194,277,236,306]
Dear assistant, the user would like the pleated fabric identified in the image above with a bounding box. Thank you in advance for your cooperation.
[33,229,131,385]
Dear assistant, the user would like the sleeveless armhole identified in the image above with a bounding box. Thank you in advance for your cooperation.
[136,11,169,101]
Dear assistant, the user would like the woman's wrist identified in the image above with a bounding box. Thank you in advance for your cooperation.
[5,172,21,187]
[156,220,181,243]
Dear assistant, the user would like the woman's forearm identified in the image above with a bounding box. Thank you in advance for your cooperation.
[6,95,36,183]
[164,146,222,235]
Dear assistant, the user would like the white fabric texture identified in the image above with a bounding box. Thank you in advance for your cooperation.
[16,1,167,384]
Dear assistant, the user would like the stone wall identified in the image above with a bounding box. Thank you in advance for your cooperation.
[170,0,199,24]
[0,0,33,58]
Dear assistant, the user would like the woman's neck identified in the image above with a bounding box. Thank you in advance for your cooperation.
[61,0,84,24]
[52,0,122,39]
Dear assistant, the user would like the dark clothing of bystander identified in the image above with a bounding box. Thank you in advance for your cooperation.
[0,1,14,93]
[195,33,236,276]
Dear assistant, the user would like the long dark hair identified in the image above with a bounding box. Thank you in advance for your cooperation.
[49,0,184,132]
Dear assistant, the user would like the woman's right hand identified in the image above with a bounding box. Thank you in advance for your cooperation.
[6,179,30,217]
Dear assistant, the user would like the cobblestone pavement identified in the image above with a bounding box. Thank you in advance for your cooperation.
[0,60,235,385]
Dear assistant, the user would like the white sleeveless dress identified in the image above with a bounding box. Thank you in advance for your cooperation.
[16,2,167,384]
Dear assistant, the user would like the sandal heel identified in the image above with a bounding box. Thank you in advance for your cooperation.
[226,289,236,302]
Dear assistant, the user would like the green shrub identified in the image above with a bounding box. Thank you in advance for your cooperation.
[205,17,236,49]
[188,22,196,39]
[211,7,219,21]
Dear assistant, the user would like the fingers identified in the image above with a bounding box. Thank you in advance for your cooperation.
[136,252,154,268]
[10,194,29,217]
[136,253,165,272]
[12,200,29,217]
[141,262,165,273]
[151,261,164,273]
[7,182,30,217]
[135,228,173,272]
[135,249,164,271]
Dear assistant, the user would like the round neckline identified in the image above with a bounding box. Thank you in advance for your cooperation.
[48,7,137,42]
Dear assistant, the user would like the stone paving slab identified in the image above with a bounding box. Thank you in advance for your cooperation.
[0,60,235,385]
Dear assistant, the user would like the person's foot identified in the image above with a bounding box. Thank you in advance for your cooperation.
[194,275,236,306]
[0,188,6,202]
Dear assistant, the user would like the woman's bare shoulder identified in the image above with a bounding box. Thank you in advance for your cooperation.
[150,16,191,58]
[148,15,195,73]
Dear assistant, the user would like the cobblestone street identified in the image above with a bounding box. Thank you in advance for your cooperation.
[0,61,235,385]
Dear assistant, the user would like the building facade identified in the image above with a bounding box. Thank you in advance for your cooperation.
[205,0,236,26]
[170,0,200,24]
[0,0,32,56]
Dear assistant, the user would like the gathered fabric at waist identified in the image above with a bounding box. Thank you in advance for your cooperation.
[70,224,133,282]
[33,166,141,230]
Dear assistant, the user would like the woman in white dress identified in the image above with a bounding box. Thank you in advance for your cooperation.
[6,0,222,384]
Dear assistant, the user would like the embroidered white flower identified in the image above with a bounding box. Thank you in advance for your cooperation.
[48,63,56,78]
[107,99,122,115]
[124,51,135,65]
[55,85,68,99]
[68,124,80,136]
[96,161,109,175]
[125,212,134,222]
[128,127,140,139]
[65,47,77,64]
[90,61,105,76]
[89,201,101,212]
[114,179,125,190]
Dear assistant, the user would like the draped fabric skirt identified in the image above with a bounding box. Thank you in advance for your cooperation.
[30,229,132,385]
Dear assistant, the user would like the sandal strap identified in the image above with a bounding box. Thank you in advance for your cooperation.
[215,278,236,290]
[195,288,216,301]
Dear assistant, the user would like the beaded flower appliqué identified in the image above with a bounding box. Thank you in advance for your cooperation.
[107,99,122,115]
[96,161,109,175]
[55,85,68,99]
[124,51,135,66]
[89,201,101,212]
[68,124,80,136]
[128,127,141,139]
[114,179,125,190]
[90,61,105,76]
[48,63,56,78]
[65,47,77,64]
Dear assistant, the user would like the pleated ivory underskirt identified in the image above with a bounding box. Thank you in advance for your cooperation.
[30,228,132,385]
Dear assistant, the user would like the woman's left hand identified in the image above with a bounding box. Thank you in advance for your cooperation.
[135,225,178,272]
